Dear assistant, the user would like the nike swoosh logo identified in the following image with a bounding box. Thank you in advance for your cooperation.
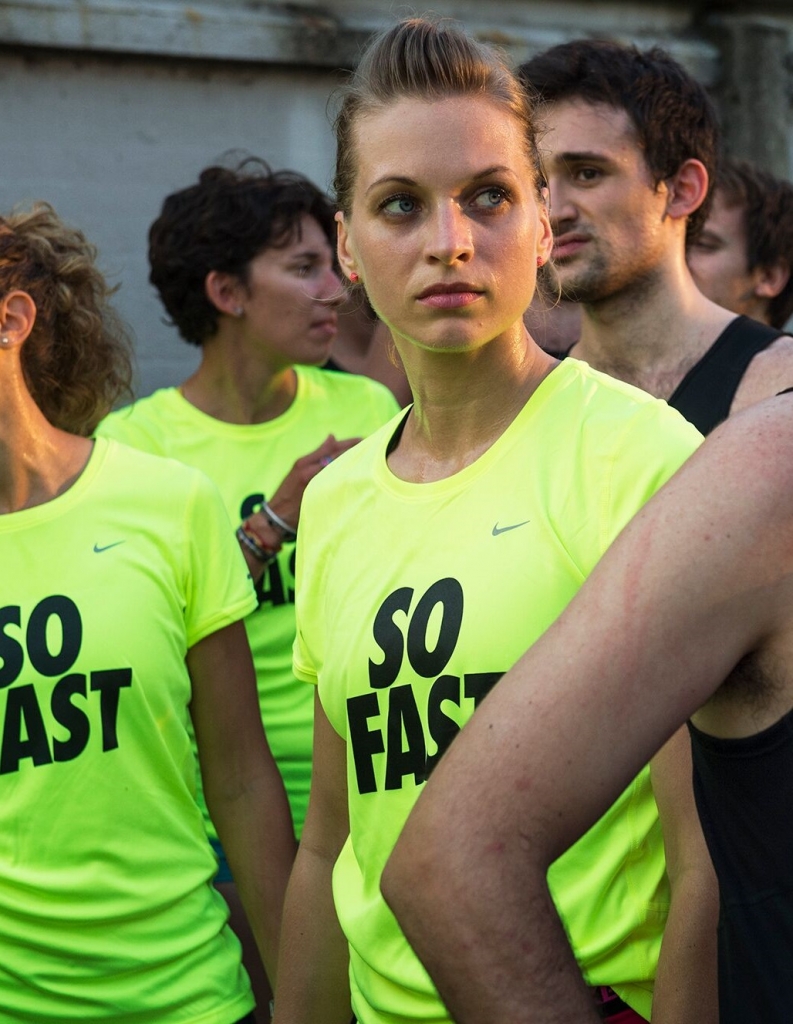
[93,541,126,553]
[492,520,530,536]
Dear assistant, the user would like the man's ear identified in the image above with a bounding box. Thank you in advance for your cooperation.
[335,211,359,283]
[205,270,244,316]
[754,261,791,300]
[0,290,37,348]
[665,159,710,222]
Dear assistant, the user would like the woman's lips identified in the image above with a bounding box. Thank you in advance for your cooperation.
[310,317,338,337]
[417,284,483,309]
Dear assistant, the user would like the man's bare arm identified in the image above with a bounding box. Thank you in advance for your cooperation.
[382,396,793,1024]
[731,334,793,415]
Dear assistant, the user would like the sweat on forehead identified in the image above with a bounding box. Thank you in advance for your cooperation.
[332,17,542,214]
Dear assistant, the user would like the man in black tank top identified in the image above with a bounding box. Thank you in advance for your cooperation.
[385,392,793,1024]
[516,42,793,436]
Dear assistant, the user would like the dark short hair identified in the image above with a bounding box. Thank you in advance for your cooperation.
[716,158,793,329]
[519,39,720,243]
[0,202,132,435]
[148,157,336,346]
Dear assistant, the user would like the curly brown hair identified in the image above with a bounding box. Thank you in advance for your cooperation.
[148,158,337,346]
[0,203,133,436]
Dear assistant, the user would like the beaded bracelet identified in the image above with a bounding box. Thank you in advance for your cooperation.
[261,500,297,542]
[236,523,281,565]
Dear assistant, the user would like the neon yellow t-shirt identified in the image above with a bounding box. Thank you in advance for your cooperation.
[98,366,398,837]
[0,437,258,1023]
[293,359,703,1024]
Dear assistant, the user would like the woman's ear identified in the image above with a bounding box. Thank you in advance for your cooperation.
[205,270,245,317]
[336,211,359,283]
[537,199,553,266]
[0,290,37,349]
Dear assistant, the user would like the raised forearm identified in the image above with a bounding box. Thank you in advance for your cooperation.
[383,841,598,1024]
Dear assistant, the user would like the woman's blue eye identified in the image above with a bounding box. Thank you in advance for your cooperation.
[382,195,417,215]
[474,188,507,208]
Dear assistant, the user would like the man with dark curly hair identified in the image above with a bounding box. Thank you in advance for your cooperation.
[520,40,793,435]
[688,157,793,331]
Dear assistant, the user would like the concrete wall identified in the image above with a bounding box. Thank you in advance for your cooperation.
[1,0,791,396]
[0,49,340,391]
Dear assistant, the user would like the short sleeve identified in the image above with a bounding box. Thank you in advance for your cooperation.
[96,403,169,455]
[601,400,703,552]
[368,382,402,423]
[181,470,258,648]
[291,480,324,687]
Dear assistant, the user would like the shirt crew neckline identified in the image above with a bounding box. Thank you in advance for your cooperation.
[372,359,575,502]
[0,435,109,532]
[166,366,308,438]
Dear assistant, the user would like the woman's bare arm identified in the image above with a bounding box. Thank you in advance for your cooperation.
[273,692,352,1024]
[188,620,297,984]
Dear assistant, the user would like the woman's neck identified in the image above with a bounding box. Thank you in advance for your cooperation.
[389,331,558,483]
[180,338,298,425]
[0,380,92,513]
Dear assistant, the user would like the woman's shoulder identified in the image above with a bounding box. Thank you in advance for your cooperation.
[97,387,184,452]
[97,436,218,503]
[553,358,700,433]
[298,365,401,417]
[305,409,406,495]
[529,360,702,491]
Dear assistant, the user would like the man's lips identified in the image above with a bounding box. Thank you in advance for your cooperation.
[416,283,484,309]
[552,234,590,261]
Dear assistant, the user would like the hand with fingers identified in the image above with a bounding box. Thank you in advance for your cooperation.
[237,434,361,577]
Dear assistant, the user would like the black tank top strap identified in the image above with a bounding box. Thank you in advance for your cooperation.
[668,316,785,435]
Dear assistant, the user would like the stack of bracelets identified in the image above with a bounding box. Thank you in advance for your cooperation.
[236,500,297,567]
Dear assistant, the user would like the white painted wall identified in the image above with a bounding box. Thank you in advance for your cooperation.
[0,51,339,395]
[2,0,790,398]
